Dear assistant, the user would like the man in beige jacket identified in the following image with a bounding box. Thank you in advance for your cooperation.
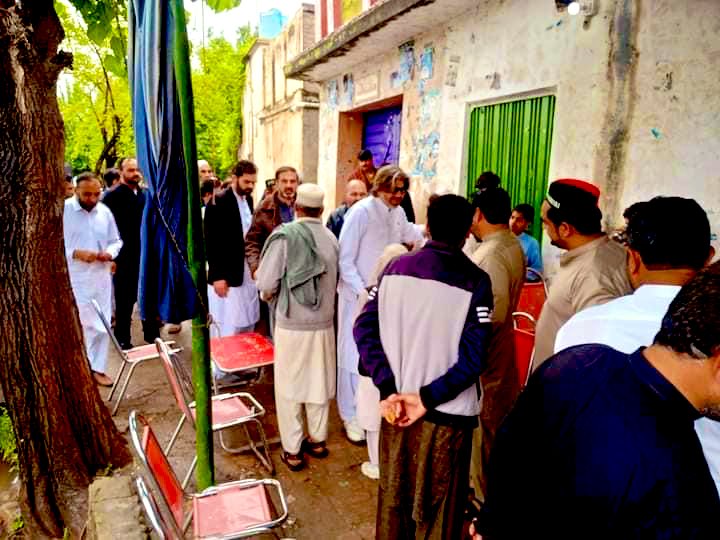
[532,179,632,370]
[468,186,526,502]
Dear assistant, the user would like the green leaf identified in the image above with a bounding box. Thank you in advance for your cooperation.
[110,35,125,60]
[86,19,109,44]
[205,0,243,13]
[104,54,124,78]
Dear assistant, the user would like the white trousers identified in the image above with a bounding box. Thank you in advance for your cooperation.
[275,398,330,455]
[77,298,111,374]
[366,429,380,466]
[337,367,359,423]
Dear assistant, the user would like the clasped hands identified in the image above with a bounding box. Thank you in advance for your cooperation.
[380,393,427,427]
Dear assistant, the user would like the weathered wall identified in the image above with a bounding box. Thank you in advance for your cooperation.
[242,4,320,203]
[312,0,720,266]
[620,0,720,255]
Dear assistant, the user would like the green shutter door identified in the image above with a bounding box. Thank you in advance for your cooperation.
[466,95,556,242]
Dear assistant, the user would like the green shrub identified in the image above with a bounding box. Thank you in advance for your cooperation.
[0,406,18,469]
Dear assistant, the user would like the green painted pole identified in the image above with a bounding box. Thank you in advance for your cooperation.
[169,0,214,489]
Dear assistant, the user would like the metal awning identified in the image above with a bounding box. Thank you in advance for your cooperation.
[284,0,478,82]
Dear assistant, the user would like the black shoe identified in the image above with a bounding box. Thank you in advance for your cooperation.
[302,438,329,459]
[119,341,133,351]
[280,451,305,472]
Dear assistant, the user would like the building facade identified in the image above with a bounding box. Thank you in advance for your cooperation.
[286,0,720,272]
[241,3,319,200]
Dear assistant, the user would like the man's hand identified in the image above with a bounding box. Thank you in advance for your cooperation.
[393,393,427,427]
[213,280,229,298]
[380,394,406,425]
[73,249,97,263]
[96,252,113,262]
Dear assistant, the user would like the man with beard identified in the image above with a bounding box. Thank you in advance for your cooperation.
[63,173,123,386]
[338,165,422,443]
[102,157,159,348]
[554,196,720,493]
[204,160,260,338]
[476,261,720,539]
[245,166,299,276]
[531,179,631,370]
[326,179,368,238]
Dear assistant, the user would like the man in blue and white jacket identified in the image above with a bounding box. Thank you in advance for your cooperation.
[354,194,494,540]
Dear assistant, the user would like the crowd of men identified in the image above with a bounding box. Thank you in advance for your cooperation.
[62,148,720,539]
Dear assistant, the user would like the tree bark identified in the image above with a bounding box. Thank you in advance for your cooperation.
[0,2,131,537]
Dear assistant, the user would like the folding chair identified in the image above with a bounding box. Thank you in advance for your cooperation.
[210,332,275,393]
[517,279,547,322]
[513,312,536,388]
[130,411,288,539]
[155,339,274,489]
[91,299,182,415]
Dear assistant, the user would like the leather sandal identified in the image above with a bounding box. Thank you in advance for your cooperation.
[280,451,305,472]
[302,438,329,459]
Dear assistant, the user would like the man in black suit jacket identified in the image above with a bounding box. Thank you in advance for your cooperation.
[102,157,159,348]
[204,160,260,337]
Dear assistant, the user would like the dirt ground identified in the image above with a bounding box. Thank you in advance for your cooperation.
[106,317,378,539]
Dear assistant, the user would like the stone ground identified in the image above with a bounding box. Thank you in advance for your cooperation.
[107,317,378,539]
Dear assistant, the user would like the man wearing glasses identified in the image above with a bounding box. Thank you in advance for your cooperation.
[337,165,422,444]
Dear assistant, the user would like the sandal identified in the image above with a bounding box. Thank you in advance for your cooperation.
[302,438,329,459]
[280,451,305,471]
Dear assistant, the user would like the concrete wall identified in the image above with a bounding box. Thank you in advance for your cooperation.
[241,3,320,203]
[312,0,720,268]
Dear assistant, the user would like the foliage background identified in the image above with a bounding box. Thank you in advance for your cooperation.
[57,0,256,177]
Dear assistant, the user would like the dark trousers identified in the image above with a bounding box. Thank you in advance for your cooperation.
[113,267,160,347]
[377,419,472,540]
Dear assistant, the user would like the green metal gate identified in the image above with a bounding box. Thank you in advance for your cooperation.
[466,95,556,242]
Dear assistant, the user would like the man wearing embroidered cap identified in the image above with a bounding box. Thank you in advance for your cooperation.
[256,183,339,472]
[531,179,631,370]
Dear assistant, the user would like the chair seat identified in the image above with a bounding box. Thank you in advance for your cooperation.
[193,483,271,538]
[191,396,253,427]
[211,333,274,372]
[125,344,161,361]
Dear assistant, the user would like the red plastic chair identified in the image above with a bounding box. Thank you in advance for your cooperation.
[155,340,274,489]
[513,312,536,388]
[91,299,182,416]
[210,332,275,392]
[516,279,547,322]
[130,411,288,539]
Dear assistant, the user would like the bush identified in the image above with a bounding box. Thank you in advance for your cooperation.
[0,406,17,469]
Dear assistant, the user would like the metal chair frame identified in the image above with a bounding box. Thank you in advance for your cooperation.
[91,299,181,415]
[130,411,288,539]
[155,339,275,488]
[512,311,536,388]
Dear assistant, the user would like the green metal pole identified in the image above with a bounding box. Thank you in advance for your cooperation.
[169,0,214,489]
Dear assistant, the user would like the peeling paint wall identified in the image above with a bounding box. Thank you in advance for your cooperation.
[311,0,720,262]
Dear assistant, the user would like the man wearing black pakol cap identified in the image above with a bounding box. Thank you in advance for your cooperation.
[531,179,631,370]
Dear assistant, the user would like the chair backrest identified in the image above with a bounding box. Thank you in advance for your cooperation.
[155,339,195,424]
[129,411,185,536]
[91,298,126,355]
[514,326,536,388]
[135,475,168,540]
[517,281,547,321]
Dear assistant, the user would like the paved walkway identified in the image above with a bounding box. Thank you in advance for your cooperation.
[106,318,377,539]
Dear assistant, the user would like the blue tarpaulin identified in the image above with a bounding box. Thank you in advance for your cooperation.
[129,1,200,325]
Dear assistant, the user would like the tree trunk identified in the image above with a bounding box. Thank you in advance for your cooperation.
[0,2,131,537]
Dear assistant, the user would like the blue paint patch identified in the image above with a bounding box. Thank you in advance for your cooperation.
[651,128,662,139]
[420,46,434,80]
[392,41,415,88]
[546,20,563,30]
[342,74,354,107]
[327,80,338,109]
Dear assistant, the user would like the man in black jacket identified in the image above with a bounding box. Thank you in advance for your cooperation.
[102,157,159,349]
[204,160,260,337]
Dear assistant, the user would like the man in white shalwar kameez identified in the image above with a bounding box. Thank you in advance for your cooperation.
[204,161,260,341]
[256,183,339,471]
[63,173,123,387]
[337,165,423,442]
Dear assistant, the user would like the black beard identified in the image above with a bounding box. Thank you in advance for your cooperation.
[79,201,97,212]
